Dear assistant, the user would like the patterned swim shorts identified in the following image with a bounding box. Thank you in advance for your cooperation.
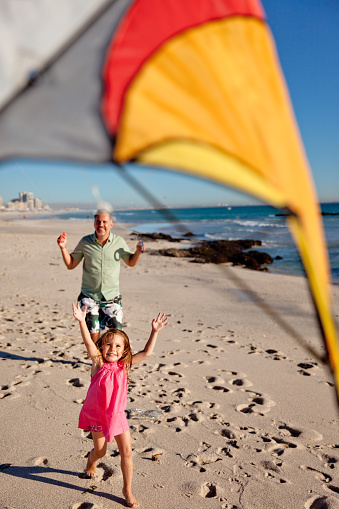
[87,425,103,433]
[78,292,123,333]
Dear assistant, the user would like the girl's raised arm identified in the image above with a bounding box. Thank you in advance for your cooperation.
[131,313,168,366]
[72,302,99,361]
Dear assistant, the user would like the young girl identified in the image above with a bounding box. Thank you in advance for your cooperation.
[72,302,168,508]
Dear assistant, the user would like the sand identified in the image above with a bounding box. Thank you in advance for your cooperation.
[0,216,338,509]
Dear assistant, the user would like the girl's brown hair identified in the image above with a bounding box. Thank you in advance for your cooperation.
[96,328,132,378]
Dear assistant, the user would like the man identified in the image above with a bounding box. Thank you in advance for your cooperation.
[57,209,143,342]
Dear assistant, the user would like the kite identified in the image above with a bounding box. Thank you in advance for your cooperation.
[0,0,338,398]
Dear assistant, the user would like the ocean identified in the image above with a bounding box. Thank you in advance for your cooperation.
[39,203,339,283]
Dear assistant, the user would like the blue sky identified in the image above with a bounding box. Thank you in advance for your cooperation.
[1,0,338,209]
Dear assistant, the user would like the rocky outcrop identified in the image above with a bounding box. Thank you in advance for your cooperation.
[132,232,184,242]
[155,238,273,270]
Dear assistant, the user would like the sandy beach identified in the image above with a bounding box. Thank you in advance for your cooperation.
[0,216,338,509]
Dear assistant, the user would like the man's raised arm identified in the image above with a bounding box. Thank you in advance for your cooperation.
[57,232,80,270]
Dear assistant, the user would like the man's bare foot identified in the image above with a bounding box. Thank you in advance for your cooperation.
[122,489,140,508]
[86,449,97,477]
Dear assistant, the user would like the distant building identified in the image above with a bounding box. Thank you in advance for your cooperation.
[4,191,46,211]
[34,197,42,209]
[24,192,34,203]
[6,201,16,210]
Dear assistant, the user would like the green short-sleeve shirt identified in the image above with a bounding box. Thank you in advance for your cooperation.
[71,232,133,301]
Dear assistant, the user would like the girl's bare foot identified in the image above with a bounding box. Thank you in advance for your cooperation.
[78,471,93,479]
[86,449,97,477]
[122,489,140,508]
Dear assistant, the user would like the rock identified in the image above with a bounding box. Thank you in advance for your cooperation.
[158,248,192,258]
[131,232,183,242]
[156,239,274,271]
[276,211,339,217]
[229,252,262,270]
[246,250,273,265]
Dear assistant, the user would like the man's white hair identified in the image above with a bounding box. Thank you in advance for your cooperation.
[95,209,113,221]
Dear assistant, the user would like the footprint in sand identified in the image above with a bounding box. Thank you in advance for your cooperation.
[31,457,49,466]
[93,462,116,481]
[181,480,201,498]
[0,385,13,400]
[153,385,190,408]
[206,343,225,353]
[189,400,220,411]
[67,378,85,388]
[246,459,288,484]
[161,365,185,378]
[266,436,299,457]
[307,445,338,470]
[181,480,228,503]
[145,362,166,372]
[300,465,332,484]
[197,348,219,359]
[305,495,339,509]
[325,485,339,496]
[152,483,165,489]
[214,428,240,458]
[171,387,190,399]
[192,359,211,365]
[297,361,319,377]
[265,349,287,361]
[205,375,224,384]
[165,412,204,431]
[160,401,183,415]
[184,441,223,471]
[205,375,231,394]
[230,377,252,388]
[212,385,230,393]
[236,390,275,416]
[218,428,238,440]
[0,380,22,400]
[199,482,227,502]
[129,423,152,435]
[218,369,252,390]
[159,348,185,359]
[277,423,322,441]
[71,503,100,509]
[260,459,282,474]
[182,412,204,425]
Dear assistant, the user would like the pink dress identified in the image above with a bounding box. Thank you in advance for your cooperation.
[79,360,129,442]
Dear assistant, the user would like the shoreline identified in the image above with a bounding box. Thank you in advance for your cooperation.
[1,213,337,285]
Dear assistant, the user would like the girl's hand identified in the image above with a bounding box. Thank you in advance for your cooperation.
[72,302,87,323]
[152,313,168,332]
